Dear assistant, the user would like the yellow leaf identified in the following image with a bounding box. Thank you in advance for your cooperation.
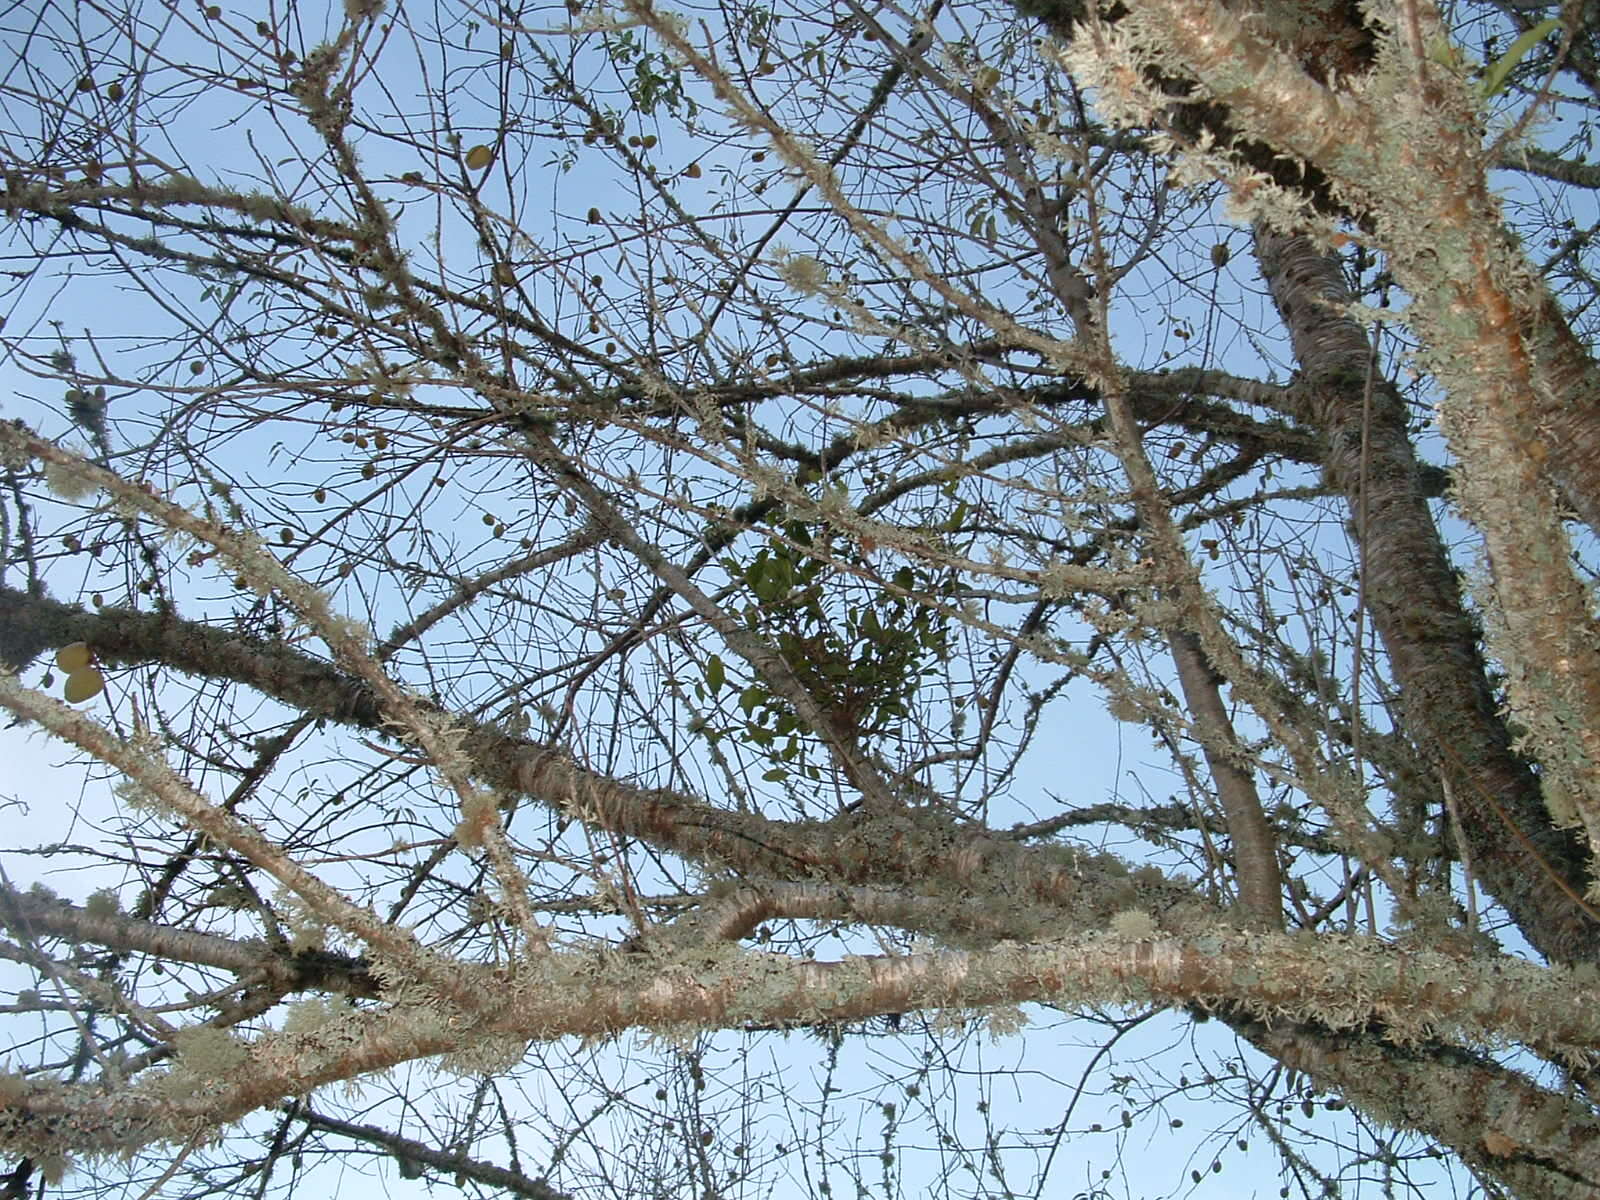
[465,144,494,171]
[63,666,105,703]
[55,642,92,672]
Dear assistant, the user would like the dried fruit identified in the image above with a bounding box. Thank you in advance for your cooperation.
[55,642,93,672]
[63,666,106,703]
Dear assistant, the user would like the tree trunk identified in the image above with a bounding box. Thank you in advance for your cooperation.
[1253,228,1599,962]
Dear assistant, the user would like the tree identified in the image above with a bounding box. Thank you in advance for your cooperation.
[1,0,1599,1194]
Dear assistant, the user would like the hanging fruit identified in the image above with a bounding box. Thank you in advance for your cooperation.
[55,642,93,672]
[63,666,106,703]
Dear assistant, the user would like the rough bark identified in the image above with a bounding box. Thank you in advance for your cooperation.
[2,923,1598,1172]
[1009,0,1376,209]
[1240,1015,1600,1200]
[1525,287,1600,535]
[1253,228,1600,963]
[1008,0,1600,535]
[999,0,1600,962]
[0,583,1192,933]
[1169,630,1284,928]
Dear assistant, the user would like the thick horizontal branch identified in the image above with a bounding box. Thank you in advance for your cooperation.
[0,585,1192,939]
[1240,1014,1600,1200]
[3,930,1596,1163]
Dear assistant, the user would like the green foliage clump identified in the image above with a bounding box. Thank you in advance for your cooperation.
[700,521,951,781]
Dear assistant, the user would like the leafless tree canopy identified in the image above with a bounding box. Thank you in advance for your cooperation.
[2,0,1600,1195]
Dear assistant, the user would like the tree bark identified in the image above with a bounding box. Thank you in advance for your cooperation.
[1253,228,1600,963]
[1169,629,1284,928]
[999,0,1600,962]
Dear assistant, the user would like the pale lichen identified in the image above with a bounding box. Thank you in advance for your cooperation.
[43,459,100,502]
[1109,909,1159,938]
[775,251,830,296]
[281,996,345,1037]
[436,1033,527,1077]
[171,1025,249,1077]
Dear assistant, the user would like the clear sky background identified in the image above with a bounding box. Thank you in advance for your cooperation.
[3,0,1582,1195]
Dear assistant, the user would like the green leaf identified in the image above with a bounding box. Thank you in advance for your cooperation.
[706,654,725,692]
[768,554,793,592]
[1481,18,1558,98]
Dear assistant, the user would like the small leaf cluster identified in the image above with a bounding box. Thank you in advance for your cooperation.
[602,29,693,119]
[700,522,950,780]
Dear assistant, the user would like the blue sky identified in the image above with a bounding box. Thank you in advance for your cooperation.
[5,0,1590,1194]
